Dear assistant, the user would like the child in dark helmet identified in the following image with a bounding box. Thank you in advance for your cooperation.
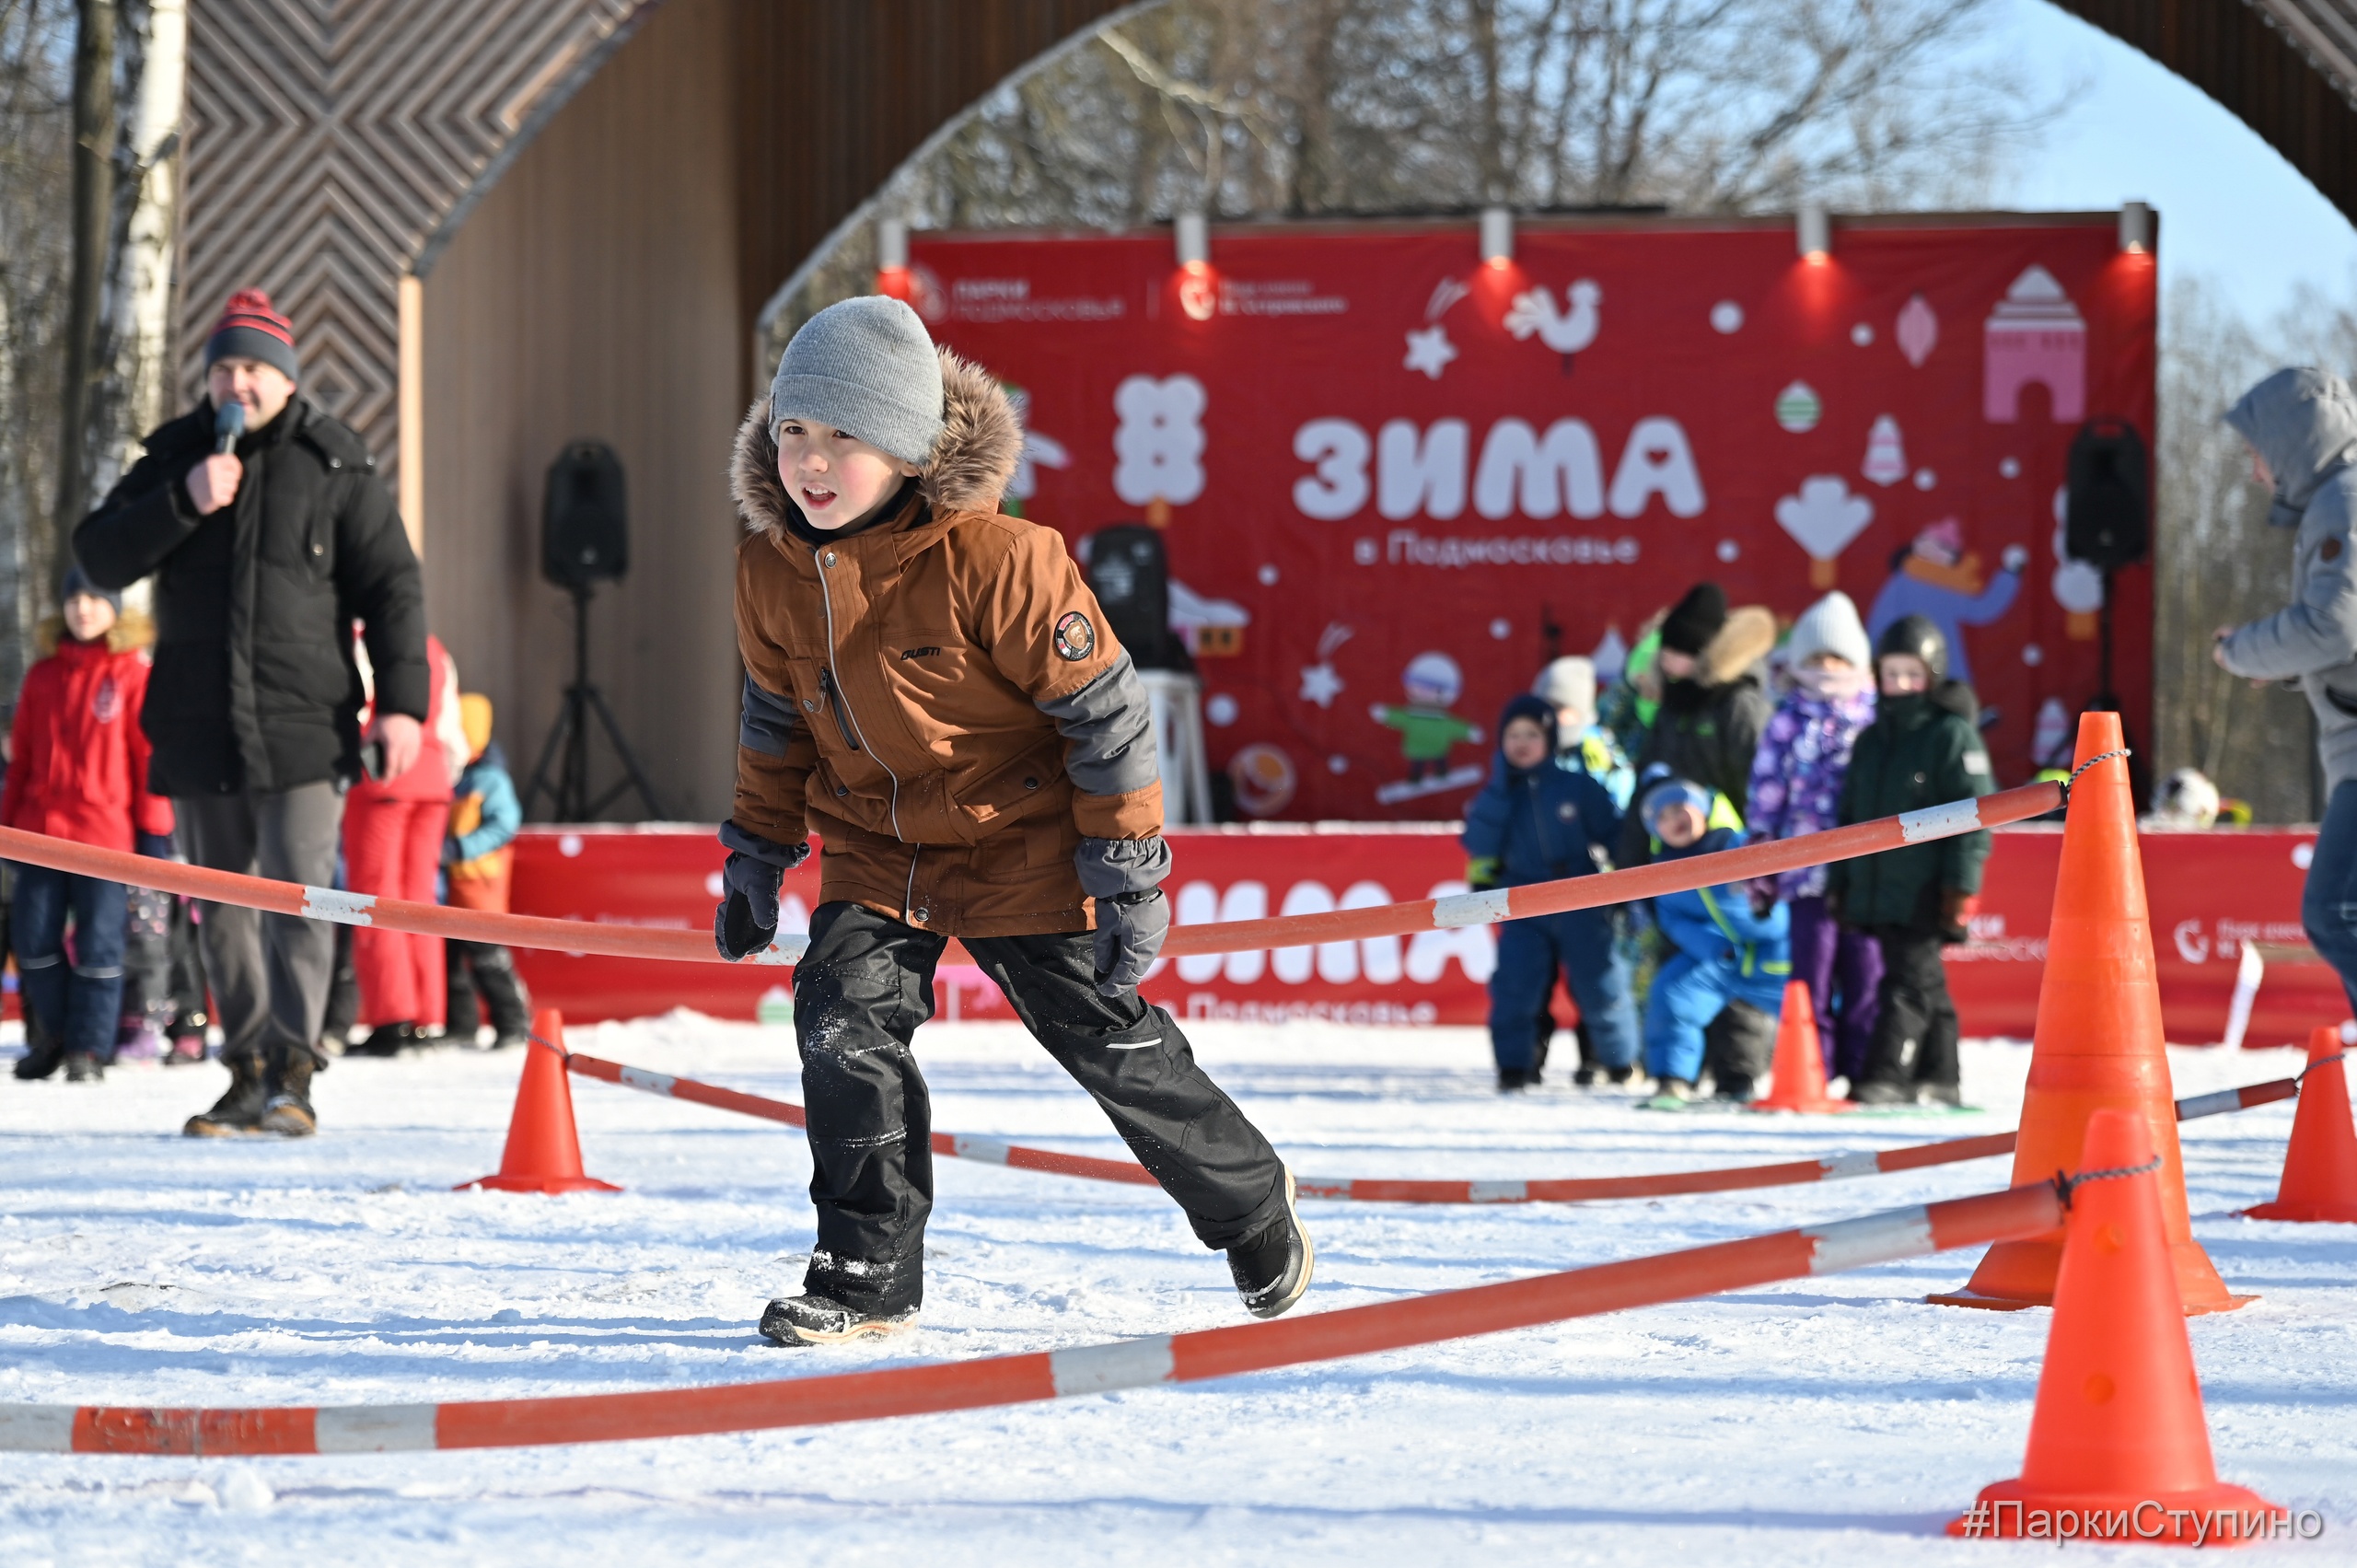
[720,296,1306,1346]
[1825,614,1994,1107]
[1463,694,1637,1093]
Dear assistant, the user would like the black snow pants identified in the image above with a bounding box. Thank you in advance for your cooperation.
[1857,926,1960,1091]
[792,900,1291,1317]
[447,939,532,1040]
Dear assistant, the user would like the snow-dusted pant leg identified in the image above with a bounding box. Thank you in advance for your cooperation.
[1643,952,1727,1084]
[178,784,343,1072]
[791,902,939,1317]
[2304,780,2357,1016]
[966,928,1289,1252]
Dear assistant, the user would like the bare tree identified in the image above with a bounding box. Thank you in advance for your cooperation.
[0,0,75,703]
[52,0,110,562]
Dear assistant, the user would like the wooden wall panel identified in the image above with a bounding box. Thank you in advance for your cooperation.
[2051,0,2357,226]
[732,0,1135,367]
[181,0,661,479]
[421,0,742,821]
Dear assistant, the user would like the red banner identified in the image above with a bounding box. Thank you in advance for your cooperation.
[507,826,2337,1048]
[893,217,2155,820]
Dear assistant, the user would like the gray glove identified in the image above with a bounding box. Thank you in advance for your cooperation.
[714,821,809,961]
[1075,836,1172,996]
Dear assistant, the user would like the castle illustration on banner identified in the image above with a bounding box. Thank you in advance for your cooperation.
[1983,265,2085,423]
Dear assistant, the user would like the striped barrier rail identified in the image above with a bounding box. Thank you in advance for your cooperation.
[0,1179,2065,1456]
[563,1049,2302,1205]
[0,779,2062,967]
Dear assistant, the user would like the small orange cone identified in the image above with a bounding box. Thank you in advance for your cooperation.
[1951,1109,2284,1543]
[1751,980,1852,1114]
[2245,1025,2357,1223]
[458,1010,621,1194]
[1932,713,2246,1314]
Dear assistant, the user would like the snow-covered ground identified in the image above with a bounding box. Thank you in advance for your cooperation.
[0,1016,2348,1566]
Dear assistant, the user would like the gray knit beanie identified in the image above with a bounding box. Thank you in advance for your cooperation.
[1783,590,1873,670]
[768,296,945,467]
[1532,656,1596,720]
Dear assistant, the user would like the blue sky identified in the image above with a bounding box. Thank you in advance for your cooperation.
[1996,0,2357,322]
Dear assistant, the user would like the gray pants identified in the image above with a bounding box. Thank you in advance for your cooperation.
[176,784,344,1070]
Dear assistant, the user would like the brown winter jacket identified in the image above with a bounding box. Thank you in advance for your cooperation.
[729,351,1163,937]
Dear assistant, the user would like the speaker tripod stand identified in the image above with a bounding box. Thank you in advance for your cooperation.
[522,582,665,821]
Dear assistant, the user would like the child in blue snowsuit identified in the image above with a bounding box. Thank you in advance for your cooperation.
[1639,778,1791,1103]
[1463,694,1639,1092]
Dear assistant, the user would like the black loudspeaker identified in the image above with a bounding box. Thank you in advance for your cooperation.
[543,441,629,588]
[1086,523,1189,670]
[2065,419,2150,571]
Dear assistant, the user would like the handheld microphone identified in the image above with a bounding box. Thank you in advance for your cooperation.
[214,401,246,455]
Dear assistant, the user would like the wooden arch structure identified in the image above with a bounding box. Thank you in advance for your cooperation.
[175,0,2357,818]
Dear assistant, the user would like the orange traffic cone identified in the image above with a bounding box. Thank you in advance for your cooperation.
[1932,714,2246,1313]
[1751,980,1852,1113]
[2245,1025,2357,1223]
[1951,1109,2284,1542]
[458,1010,621,1194]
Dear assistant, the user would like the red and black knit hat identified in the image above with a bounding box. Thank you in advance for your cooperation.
[203,288,299,382]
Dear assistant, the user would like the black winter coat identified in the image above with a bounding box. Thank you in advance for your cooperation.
[74,397,428,796]
[1825,680,1994,935]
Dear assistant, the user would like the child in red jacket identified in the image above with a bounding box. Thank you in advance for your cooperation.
[3,568,174,1081]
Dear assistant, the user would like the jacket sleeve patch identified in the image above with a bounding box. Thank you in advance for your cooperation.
[1053,610,1096,661]
[1962,749,1990,775]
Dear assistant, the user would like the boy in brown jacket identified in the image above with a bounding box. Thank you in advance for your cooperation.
[720,296,1310,1345]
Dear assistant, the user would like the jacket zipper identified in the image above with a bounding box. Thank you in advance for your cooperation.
[817,668,860,750]
[814,550,902,840]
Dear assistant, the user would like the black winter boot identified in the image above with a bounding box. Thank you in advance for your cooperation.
[185,1054,271,1136]
[347,1021,418,1058]
[1227,1168,1314,1319]
[64,1051,105,1083]
[260,1051,317,1136]
[759,1292,916,1347]
[13,1025,63,1081]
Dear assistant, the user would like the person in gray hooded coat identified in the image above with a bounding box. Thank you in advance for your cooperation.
[2215,366,2357,1009]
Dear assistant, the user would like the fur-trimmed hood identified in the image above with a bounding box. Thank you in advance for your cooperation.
[732,345,1023,540]
[35,606,155,659]
[1697,604,1777,689]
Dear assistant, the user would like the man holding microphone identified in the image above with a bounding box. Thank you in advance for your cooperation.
[75,289,429,1137]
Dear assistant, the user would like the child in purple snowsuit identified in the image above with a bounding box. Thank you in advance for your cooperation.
[1747,592,1882,1086]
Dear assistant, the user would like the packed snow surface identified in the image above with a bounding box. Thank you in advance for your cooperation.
[0,1016,2350,1566]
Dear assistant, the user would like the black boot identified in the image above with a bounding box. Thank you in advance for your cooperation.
[13,1022,63,1081]
[758,1292,917,1347]
[1226,1169,1314,1320]
[64,1051,104,1083]
[260,1051,317,1136]
[185,1054,271,1136]
[347,1020,418,1058]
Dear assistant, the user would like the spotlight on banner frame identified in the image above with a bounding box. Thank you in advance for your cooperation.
[1797,201,1830,262]
[1480,205,1515,268]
